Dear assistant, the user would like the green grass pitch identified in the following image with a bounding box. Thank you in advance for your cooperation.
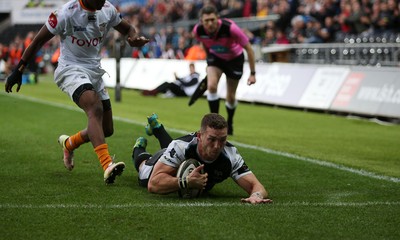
[0,75,399,239]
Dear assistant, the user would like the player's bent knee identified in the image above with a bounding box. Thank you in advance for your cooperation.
[208,85,218,93]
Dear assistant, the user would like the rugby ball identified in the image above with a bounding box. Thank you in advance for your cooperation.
[176,158,203,199]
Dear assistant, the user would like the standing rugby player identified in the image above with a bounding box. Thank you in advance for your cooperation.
[190,5,257,135]
[5,0,149,184]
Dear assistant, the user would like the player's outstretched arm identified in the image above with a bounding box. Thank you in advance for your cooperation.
[114,19,149,47]
[236,173,273,204]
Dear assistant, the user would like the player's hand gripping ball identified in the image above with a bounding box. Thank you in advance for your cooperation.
[176,158,204,199]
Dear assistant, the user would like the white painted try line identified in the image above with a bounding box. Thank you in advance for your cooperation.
[2,93,400,184]
[1,201,399,209]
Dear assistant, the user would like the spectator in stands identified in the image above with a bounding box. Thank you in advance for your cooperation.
[146,26,163,58]
[184,41,207,60]
[256,0,268,17]
[220,0,244,18]
[275,29,290,44]
[274,0,292,32]
[390,0,400,30]
[262,27,277,46]
[345,0,371,35]
[7,36,23,70]
[320,0,340,19]
[182,1,198,20]
[337,1,352,34]
[161,42,176,59]
[175,36,190,59]
[24,31,40,83]
[304,17,325,43]
[242,0,258,17]
[142,62,200,97]
[288,15,307,43]
[166,25,180,49]
[321,16,340,42]
[371,0,396,34]
[0,43,9,79]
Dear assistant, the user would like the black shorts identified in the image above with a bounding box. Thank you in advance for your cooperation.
[206,53,244,80]
[72,83,112,111]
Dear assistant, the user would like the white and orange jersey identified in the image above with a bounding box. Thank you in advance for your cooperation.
[45,0,121,68]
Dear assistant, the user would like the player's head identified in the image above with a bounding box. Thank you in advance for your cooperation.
[84,0,106,11]
[199,5,219,34]
[200,113,227,132]
[197,113,228,161]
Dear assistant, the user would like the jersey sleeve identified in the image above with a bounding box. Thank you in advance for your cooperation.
[107,2,122,27]
[45,9,68,36]
[230,147,252,180]
[159,140,187,168]
[230,22,250,47]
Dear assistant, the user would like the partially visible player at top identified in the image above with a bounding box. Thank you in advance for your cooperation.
[189,5,257,135]
[4,0,149,184]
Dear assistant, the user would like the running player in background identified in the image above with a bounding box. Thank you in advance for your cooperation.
[189,5,257,135]
[5,0,149,184]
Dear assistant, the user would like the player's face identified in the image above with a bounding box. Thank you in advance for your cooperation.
[197,126,227,161]
[201,13,219,34]
[86,0,106,10]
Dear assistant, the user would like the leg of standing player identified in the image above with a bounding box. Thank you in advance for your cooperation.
[57,67,124,184]
[225,77,239,135]
[76,89,124,183]
[206,66,223,113]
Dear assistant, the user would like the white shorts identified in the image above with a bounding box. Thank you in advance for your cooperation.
[54,65,109,102]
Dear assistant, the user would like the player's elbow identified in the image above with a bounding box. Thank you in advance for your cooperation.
[147,179,162,194]
[147,179,171,195]
[147,183,157,193]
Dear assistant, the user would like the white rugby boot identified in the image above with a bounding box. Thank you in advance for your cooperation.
[58,135,74,171]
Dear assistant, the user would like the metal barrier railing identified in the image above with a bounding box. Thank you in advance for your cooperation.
[261,43,400,67]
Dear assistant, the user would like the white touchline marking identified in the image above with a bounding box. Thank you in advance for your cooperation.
[2,93,399,183]
[229,141,400,183]
[1,201,400,209]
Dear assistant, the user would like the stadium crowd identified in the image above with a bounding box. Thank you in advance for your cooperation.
[109,0,400,44]
[1,0,400,78]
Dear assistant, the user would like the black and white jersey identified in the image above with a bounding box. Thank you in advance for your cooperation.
[159,132,252,191]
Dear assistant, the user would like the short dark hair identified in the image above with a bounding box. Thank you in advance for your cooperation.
[200,113,227,132]
[200,5,218,16]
